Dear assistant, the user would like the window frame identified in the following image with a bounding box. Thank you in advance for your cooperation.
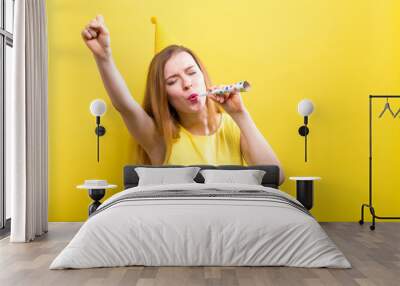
[0,0,14,234]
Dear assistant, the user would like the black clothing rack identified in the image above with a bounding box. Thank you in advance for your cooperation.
[360,95,400,230]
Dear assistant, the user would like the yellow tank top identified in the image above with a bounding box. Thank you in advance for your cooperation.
[163,112,247,166]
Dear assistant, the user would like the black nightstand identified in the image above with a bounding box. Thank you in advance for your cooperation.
[289,177,321,210]
[77,182,117,216]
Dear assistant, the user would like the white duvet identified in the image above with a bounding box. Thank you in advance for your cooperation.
[49,183,351,269]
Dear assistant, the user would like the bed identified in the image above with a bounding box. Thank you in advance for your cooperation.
[49,164,351,269]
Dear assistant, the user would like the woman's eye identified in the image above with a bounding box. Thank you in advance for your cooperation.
[167,72,195,85]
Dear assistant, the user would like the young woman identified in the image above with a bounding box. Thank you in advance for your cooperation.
[81,15,285,185]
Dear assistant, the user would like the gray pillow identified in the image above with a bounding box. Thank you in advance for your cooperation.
[200,169,266,185]
[135,167,201,186]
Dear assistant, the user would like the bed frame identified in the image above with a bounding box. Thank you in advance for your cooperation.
[123,164,280,190]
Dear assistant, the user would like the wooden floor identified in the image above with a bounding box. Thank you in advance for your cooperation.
[0,222,399,286]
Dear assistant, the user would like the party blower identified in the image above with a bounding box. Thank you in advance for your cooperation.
[199,81,251,97]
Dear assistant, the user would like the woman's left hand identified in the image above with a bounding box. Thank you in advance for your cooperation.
[207,85,247,115]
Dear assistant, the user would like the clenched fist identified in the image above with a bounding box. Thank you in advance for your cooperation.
[81,15,111,61]
[207,85,247,116]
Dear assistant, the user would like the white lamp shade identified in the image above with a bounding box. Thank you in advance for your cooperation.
[297,99,314,116]
[90,99,107,116]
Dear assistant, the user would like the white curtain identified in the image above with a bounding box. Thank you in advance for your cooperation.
[6,0,48,242]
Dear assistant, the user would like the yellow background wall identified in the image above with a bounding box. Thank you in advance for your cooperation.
[47,0,400,222]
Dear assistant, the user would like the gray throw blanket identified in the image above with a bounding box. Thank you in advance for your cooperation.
[90,188,312,218]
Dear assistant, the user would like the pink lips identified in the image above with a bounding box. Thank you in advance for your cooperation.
[188,93,199,102]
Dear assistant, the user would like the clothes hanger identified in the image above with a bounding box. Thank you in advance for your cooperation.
[378,97,396,118]
[393,106,400,118]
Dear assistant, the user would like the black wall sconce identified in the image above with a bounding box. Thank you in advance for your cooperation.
[90,99,107,162]
[297,99,314,162]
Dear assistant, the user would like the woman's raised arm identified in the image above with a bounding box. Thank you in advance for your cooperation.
[81,15,164,159]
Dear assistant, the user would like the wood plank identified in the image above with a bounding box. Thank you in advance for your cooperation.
[0,222,399,285]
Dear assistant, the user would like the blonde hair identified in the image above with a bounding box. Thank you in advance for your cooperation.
[137,45,222,164]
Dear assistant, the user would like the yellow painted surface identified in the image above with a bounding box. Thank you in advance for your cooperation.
[47,0,400,221]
